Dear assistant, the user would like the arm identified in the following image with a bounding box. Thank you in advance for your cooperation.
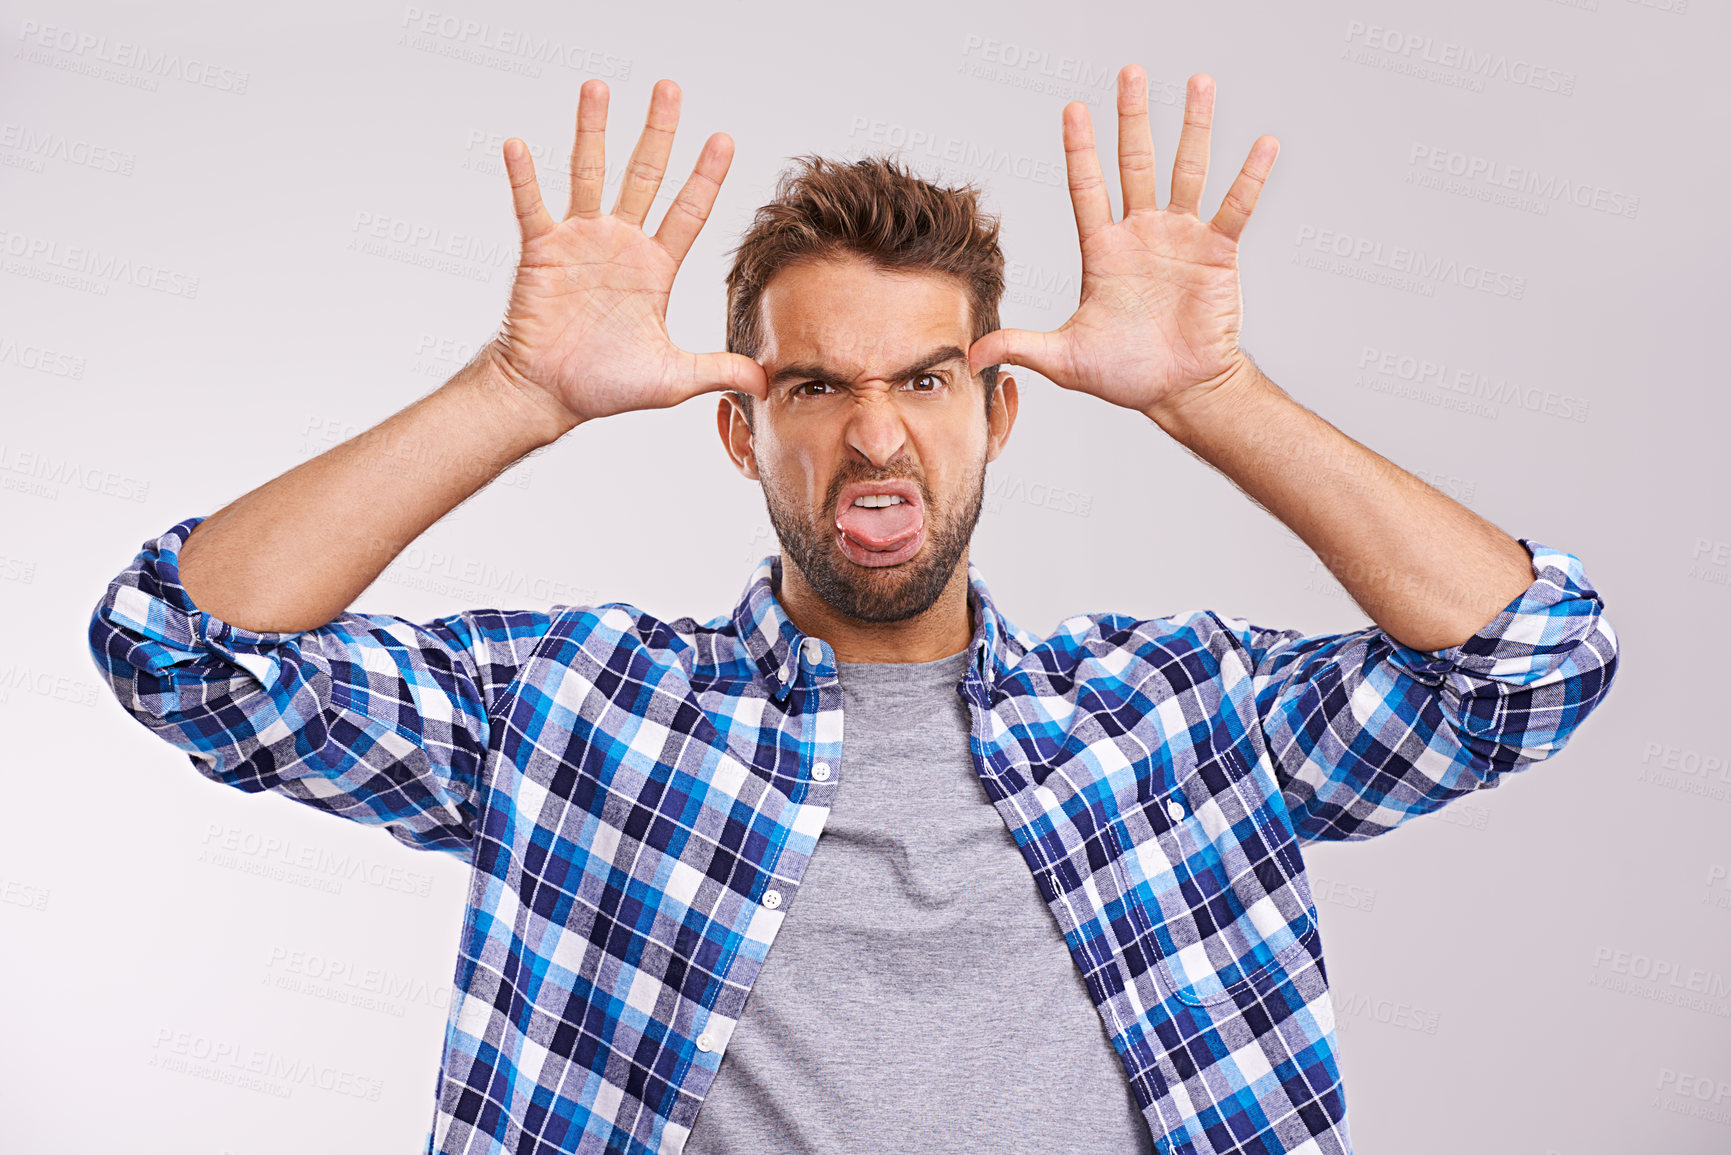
[88,78,766,854]
[90,348,566,859]
[185,354,567,633]
[89,519,558,858]
[968,62,1589,654]
[180,78,765,633]
[1225,537,1619,841]
[176,353,565,634]
[967,65,1620,838]
[1143,356,1533,650]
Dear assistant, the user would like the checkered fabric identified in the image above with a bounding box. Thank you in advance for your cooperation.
[88,516,1619,1154]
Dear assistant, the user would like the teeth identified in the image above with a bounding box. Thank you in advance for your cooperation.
[852,494,906,508]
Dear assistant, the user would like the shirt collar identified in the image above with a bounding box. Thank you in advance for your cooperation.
[731,554,1025,702]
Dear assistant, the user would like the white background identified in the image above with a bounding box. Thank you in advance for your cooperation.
[2,0,1726,1152]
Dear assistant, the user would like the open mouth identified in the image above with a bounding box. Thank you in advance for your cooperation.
[833,478,925,568]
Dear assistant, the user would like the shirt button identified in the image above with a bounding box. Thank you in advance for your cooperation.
[763,888,783,909]
[1166,798,1185,822]
[801,638,823,665]
[812,762,831,781]
[696,1033,714,1052]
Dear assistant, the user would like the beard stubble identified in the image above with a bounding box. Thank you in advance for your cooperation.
[760,454,987,623]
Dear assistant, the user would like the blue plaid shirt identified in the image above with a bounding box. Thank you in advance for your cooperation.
[88,515,1619,1155]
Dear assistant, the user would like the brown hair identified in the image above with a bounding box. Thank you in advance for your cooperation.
[722,152,1005,426]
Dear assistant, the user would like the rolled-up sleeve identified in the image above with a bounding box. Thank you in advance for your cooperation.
[1230,537,1621,843]
[86,515,557,861]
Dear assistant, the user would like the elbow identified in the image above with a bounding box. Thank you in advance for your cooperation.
[1556,608,1621,738]
[1583,610,1621,707]
[1468,608,1621,769]
[87,584,143,713]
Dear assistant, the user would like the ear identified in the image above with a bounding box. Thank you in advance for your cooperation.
[717,393,761,481]
[984,373,1019,465]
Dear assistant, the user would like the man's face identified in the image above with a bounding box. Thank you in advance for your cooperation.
[719,254,1017,623]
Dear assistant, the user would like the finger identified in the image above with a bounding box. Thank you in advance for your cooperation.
[654,131,734,266]
[1210,135,1279,243]
[503,138,556,244]
[677,349,769,404]
[968,328,1067,385]
[1062,102,1115,244]
[1117,65,1159,215]
[1166,74,1215,217]
[611,79,681,228]
[568,79,608,219]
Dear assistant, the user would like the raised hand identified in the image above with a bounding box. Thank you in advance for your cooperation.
[486,78,768,431]
[966,67,1278,422]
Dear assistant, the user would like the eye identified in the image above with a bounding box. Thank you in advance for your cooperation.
[903,373,945,393]
[793,381,835,396]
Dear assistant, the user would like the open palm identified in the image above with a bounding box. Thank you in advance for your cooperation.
[490,79,767,429]
[968,68,1279,420]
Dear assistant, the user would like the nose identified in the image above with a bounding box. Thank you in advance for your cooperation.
[842,385,910,468]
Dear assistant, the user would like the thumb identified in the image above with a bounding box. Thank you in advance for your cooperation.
[679,349,769,404]
[969,328,1065,383]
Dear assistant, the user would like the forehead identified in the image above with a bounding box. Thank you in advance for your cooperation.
[757,254,971,373]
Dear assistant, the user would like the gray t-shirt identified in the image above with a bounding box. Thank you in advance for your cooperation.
[686,647,1156,1154]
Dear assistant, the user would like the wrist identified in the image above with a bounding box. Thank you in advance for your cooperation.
[1141,353,1269,439]
[454,343,584,450]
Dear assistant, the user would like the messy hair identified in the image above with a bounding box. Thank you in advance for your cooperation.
[722,152,1006,427]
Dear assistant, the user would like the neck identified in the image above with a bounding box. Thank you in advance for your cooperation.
[775,552,976,664]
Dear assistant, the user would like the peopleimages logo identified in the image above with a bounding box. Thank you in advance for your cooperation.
[0,121,136,175]
[396,7,632,78]
[197,823,436,899]
[0,333,86,378]
[148,1027,384,1101]
[0,227,200,298]
[1638,739,1731,805]
[0,442,150,502]
[14,19,251,94]
[1341,20,1576,95]
[1587,945,1731,1018]
[1653,1068,1731,1130]
[956,36,1115,88]
[263,944,452,1017]
[1688,539,1730,589]
[845,117,1067,189]
[1407,144,1640,219]
[1294,226,1526,299]
[1356,346,1590,423]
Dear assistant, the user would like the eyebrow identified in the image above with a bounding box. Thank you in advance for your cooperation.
[767,344,971,390]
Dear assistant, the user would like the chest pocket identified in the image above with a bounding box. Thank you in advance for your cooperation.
[1101,747,1316,1006]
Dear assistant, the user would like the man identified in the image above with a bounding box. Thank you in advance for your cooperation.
[88,67,1619,1155]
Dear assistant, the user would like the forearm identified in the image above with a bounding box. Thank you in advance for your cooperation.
[179,346,580,634]
[1144,356,1534,651]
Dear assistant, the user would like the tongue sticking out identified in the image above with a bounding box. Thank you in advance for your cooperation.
[835,500,922,552]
